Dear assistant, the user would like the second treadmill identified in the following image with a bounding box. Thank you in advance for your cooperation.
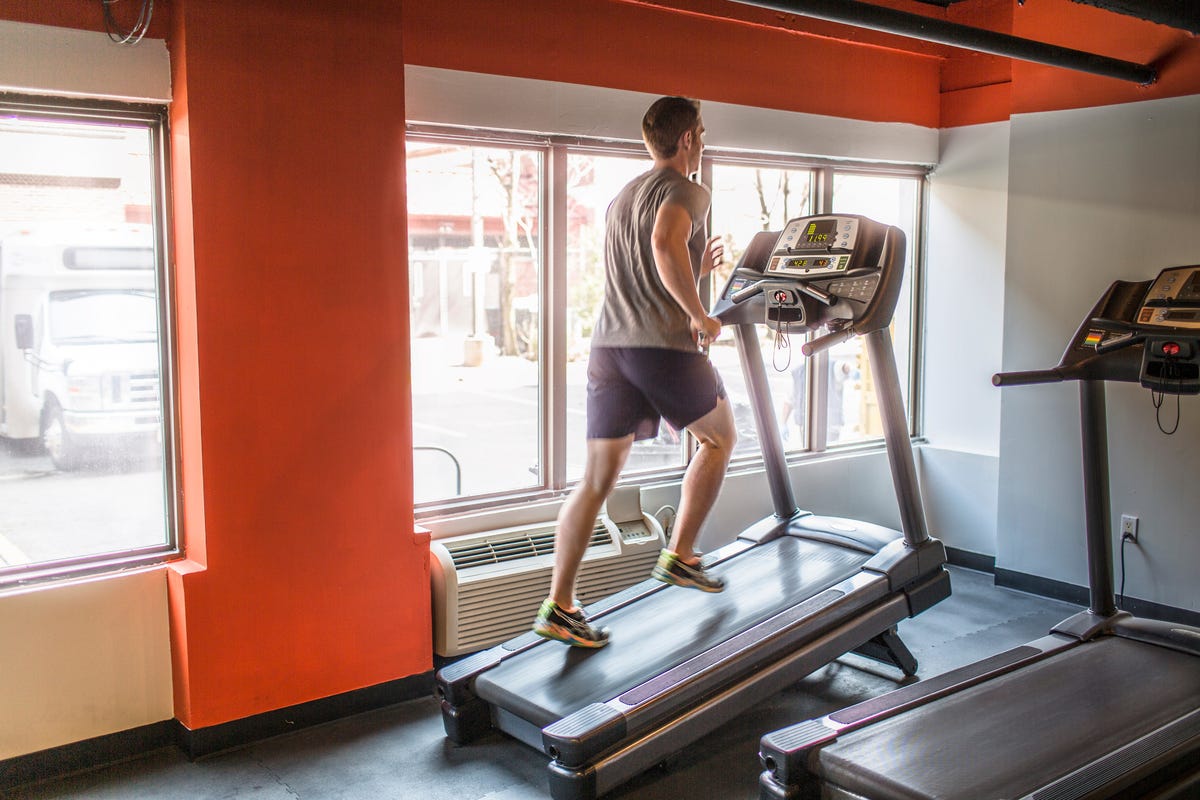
[758,265,1200,800]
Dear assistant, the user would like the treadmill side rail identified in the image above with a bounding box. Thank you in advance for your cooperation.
[1114,615,1200,657]
[1015,707,1200,800]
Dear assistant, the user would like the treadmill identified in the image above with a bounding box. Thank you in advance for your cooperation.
[435,214,950,800]
[758,265,1200,800]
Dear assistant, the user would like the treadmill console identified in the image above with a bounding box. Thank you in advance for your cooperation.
[1136,265,1200,329]
[712,214,905,346]
[1001,264,1200,395]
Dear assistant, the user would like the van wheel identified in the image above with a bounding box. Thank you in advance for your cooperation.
[41,402,79,470]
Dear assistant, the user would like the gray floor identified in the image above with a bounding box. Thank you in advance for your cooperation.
[6,567,1080,800]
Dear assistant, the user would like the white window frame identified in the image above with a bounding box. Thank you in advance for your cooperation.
[0,94,179,588]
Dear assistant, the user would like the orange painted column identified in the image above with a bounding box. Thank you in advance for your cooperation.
[166,0,428,729]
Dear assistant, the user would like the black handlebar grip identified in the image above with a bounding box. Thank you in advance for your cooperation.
[992,369,1065,387]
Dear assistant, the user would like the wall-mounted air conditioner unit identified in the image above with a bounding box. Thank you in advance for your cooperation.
[431,488,666,656]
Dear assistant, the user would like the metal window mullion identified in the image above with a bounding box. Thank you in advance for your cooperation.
[149,108,180,558]
[907,177,929,438]
[815,166,834,215]
[545,144,569,490]
[806,167,834,451]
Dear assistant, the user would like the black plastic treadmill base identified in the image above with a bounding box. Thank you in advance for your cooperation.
[439,697,491,745]
[760,770,811,800]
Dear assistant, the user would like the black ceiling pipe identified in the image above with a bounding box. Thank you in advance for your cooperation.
[726,0,1158,85]
[1070,0,1200,36]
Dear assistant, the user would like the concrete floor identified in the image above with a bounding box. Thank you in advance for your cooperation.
[6,567,1080,800]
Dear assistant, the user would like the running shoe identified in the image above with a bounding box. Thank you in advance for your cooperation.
[652,549,726,592]
[532,599,611,648]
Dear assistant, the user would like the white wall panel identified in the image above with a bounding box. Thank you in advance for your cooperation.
[0,21,170,102]
[405,65,938,166]
[998,96,1200,611]
[0,569,174,759]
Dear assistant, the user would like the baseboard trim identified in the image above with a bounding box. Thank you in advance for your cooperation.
[1,670,435,790]
[0,720,175,790]
[944,547,995,574]
[176,671,435,759]
[995,568,1200,627]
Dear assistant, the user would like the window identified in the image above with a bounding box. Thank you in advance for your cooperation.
[829,173,921,446]
[0,96,175,585]
[564,152,654,479]
[407,129,925,510]
[408,140,544,500]
[709,163,816,457]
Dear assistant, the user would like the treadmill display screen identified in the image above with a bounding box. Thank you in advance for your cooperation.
[802,219,837,245]
[1181,270,1200,301]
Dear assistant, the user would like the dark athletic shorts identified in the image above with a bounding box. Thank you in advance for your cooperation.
[586,346,726,441]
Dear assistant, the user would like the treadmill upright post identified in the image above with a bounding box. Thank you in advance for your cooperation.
[863,327,930,547]
[734,322,799,520]
[1079,379,1118,618]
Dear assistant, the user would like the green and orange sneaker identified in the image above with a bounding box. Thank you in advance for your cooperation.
[652,549,726,592]
[532,599,611,648]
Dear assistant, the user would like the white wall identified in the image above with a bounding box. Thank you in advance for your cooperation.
[916,122,1011,559]
[405,65,938,166]
[0,20,170,102]
[0,568,174,760]
[0,20,175,762]
[998,95,1200,611]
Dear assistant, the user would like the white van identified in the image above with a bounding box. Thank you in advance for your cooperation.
[0,224,162,469]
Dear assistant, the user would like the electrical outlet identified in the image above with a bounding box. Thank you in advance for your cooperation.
[1120,514,1139,543]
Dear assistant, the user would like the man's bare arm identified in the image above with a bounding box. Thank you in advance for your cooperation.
[652,202,722,343]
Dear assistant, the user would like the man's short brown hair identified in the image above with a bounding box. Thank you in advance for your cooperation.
[642,96,701,159]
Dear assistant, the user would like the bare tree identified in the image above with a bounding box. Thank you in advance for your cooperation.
[487,153,539,357]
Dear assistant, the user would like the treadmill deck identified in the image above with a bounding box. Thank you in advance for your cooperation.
[816,635,1200,799]
[475,535,873,726]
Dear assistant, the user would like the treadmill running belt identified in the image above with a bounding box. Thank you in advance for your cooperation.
[816,636,1200,799]
[475,536,870,726]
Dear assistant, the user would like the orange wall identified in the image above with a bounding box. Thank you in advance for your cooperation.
[1010,0,1200,116]
[402,0,943,127]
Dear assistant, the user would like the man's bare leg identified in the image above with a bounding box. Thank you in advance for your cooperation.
[668,395,736,563]
[548,434,634,610]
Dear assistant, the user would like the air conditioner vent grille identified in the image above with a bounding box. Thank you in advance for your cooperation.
[447,524,609,569]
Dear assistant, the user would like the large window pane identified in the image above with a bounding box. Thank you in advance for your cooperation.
[710,164,815,457]
[407,141,543,502]
[0,104,171,579]
[831,173,920,445]
[564,153,653,480]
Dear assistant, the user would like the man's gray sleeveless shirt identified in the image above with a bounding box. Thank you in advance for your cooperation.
[591,167,711,352]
